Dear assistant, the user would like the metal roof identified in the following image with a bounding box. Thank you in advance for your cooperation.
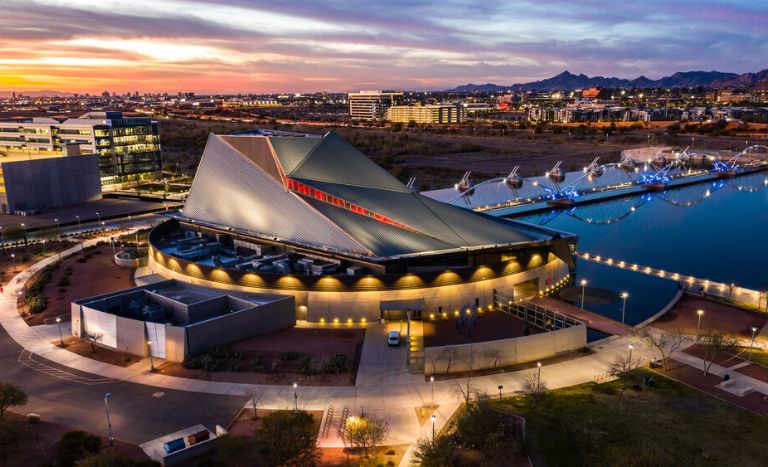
[181,131,561,259]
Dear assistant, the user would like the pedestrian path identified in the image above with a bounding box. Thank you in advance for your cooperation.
[0,231,670,465]
[533,296,633,335]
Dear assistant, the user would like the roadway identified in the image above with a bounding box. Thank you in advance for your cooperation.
[0,323,247,445]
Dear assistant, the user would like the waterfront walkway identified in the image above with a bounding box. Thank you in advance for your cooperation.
[581,252,767,310]
[532,296,633,336]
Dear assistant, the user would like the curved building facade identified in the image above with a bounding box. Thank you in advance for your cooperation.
[148,130,577,321]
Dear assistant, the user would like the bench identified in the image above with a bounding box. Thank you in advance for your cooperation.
[719,379,737,388]
[735,386,755,397]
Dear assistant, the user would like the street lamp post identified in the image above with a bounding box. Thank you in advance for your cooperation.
[11,253,16,272]
[536,361,542,398]
[56,317,63,346]
[430,414,436,442]
[429,375,435,405]
[293,382,298,412]
[54,218,60,237]
[580,279,588,309]
[96,212,101,225]
[497,385,503,400]
[628,344,634,368]
[696,309,704,338]
[148,341,155,372]
[76,215,81,231]
[104,392,113,446]
[620,292,629,324]
[20,223,27,245]
[750,326,758,362]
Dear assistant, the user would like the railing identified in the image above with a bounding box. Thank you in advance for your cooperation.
[320,406,334,439]
[494,289,583,330]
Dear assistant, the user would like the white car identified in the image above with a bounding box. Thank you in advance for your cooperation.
[387,330,401,346]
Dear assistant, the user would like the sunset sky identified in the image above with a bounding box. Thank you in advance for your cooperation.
[1,0,766,94]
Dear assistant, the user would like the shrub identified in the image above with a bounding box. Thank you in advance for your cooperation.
[257,411,319,465]
[56,431,102,467]
[0,419,21,457]
[322,354,354,374]
[282,351,306,362]
[26,294,48,314]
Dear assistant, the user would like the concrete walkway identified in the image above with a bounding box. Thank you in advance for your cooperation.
[0,235,666,465]
[533,296,633,335]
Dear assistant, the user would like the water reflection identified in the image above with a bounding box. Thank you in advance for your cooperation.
[514,171,768,290]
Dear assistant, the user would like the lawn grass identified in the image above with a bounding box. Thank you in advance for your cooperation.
[494,369,768,467]
[743,348,768,368]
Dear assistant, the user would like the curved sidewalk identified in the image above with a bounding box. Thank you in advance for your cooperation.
[0,236,660,455]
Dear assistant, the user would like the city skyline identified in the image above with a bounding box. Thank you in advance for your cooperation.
[1,0,767,94]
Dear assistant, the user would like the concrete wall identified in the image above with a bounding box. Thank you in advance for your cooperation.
[186,296,229,323]
[150,256,570,322]
[185,296,295,356]
[164,325,187,363]
[423,323,587,376]
[115,316,146,356]
[1,154,101,213]
[72,284,295,362]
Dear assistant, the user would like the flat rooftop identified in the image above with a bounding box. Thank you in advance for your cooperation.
[0,149,74,163]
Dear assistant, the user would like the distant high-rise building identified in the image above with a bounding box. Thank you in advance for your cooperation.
[0,111,162,187]
[387,104,465,124]
[348,90,403,121]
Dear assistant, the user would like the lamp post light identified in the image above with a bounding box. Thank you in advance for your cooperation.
[620,292,629,324]
[536,361,542,398]
[497,385,503,400]
[430,375,435,405]
[96,212,101,225]
[696,309,704,338]
[20,223,27,245]
[293,382,298,412]
[76,215,81,231]
[56,317,64,346]
[104,392,113,446]
[628,344,634,368]
[750,326,758,362]
[101,221,106,233]
[148,341,155,372]
[11,253,16,272]
[580,279,588,309]
[430,414,436,442]
[54,218,60,237]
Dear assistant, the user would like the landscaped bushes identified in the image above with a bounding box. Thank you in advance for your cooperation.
[182,347,355,376]
[24,264,57,314]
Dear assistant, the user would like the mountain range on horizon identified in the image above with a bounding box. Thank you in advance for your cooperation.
[3,68,768,98]
[447,68,768,93]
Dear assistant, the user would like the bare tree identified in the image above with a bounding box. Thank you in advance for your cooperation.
[700,329,740,376]
[521,369,546,402]
[609,353,643,390]
[451,378,479,405]
[82,329,103,353]
[639,328,689,372]
[441,348,458,375]
[482,348,501,369]
[340,412,389,458]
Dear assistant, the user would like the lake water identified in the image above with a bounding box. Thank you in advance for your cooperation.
[514,170,768,325]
